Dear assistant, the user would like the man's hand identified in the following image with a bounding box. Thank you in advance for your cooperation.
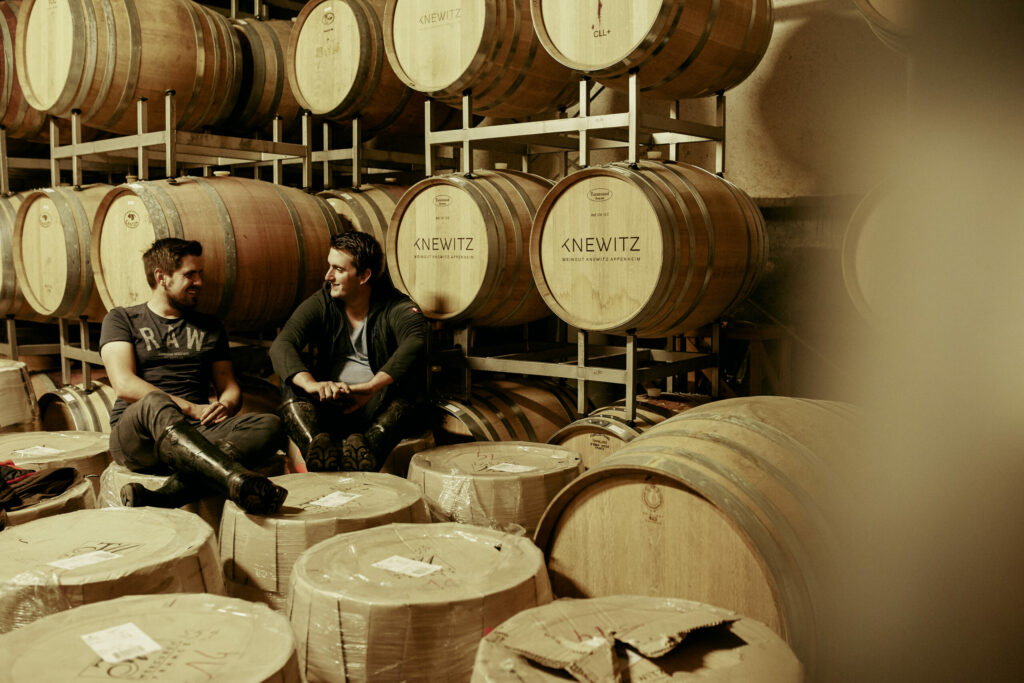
[307,380,352,402]
[341,383,377,414]
[198,400,230,426]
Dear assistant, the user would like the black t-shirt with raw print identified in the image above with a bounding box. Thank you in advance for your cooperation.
[99,303,230,426]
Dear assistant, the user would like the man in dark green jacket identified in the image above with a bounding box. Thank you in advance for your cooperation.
[270,231,427,471]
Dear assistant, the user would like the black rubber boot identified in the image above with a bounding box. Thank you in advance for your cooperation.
[340,433,376,471]
[152,420,287,515]
[279,399,339,472]
[120,473,201,509]
[364,398,415,459]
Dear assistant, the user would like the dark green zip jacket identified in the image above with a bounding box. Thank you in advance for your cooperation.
[269,281,428,404]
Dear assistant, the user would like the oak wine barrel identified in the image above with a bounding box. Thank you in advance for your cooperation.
[12,184,111,320]
[16,0,241,135]
[37,380,115,432]
[383,0,578,118]
[407,441,581,535]
[474,596,802,681]
[2,430,111,497]
[842,182,909,325]
[547,392,712,470]
[531,0,774,100]
[534,396,860,674]
[318,182,407,249]
[288,0,430,135]
[289,522,552,682]
[530,160,767,337]
[0,594,300,682]
[0,0,48,141]
[90,175,342,332]
[0,358,37,432]
[220,471,429,610]
[853,0,912,52]
[228,17,302,134]
[0,191,49,321]
[435,377,579,444]
[388,169,553,327]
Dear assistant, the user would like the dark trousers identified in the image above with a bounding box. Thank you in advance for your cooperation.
[109,392,285,472]
[280,384,421,465]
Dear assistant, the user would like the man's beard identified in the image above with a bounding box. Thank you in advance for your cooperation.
[168,289,200,310]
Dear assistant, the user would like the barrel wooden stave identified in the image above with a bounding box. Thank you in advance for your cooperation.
[532,0,774,100]
[388,169,553,327]
[12,184,111,321]
[530,160,767,337]
[534,396,859,671]
[384,0,577,118]
[91,176,341,333]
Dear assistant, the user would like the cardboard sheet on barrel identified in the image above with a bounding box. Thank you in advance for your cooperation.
[0,507,224,633]
[0,359,37,432]
[0,593,300,682]
[98,462,227,533]
[220,472,429,611]
[288,522,552,682]
[4,476,95,527]
[533,397,860,674]
[2,431,111,496]
[407,441,581,535]
[472,595,801,682]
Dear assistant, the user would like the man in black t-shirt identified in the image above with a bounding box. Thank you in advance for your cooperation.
[99,238,287,515]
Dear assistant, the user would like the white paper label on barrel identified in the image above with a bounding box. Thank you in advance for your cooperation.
[294,2,361,113]
[81,623,162,664]
[372,555,443,578]
[392,0,484,90]
[539,0,660,68]
[308,491,361,508]
[13,446,64,457]
[488,463,537,473]
[539,177,662,330]
[47,550,121,570]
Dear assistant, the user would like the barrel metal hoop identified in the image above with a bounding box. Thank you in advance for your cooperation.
[439,400,499,442]
[44,189,85,316]
[475,388,536,443]
[0,199,17,306]
[0,9,13,113]
[81,0,118,121]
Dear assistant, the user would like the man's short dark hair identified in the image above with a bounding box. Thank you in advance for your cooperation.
[330,231,384,281]
[142,238,203,288]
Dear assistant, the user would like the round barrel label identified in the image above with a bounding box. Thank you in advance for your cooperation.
[391,0,484,90]
[539,176,662,330]
[537,0,660,68]
[294,1,361,113]
[101,195,157,307]
[394,185,486,318]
